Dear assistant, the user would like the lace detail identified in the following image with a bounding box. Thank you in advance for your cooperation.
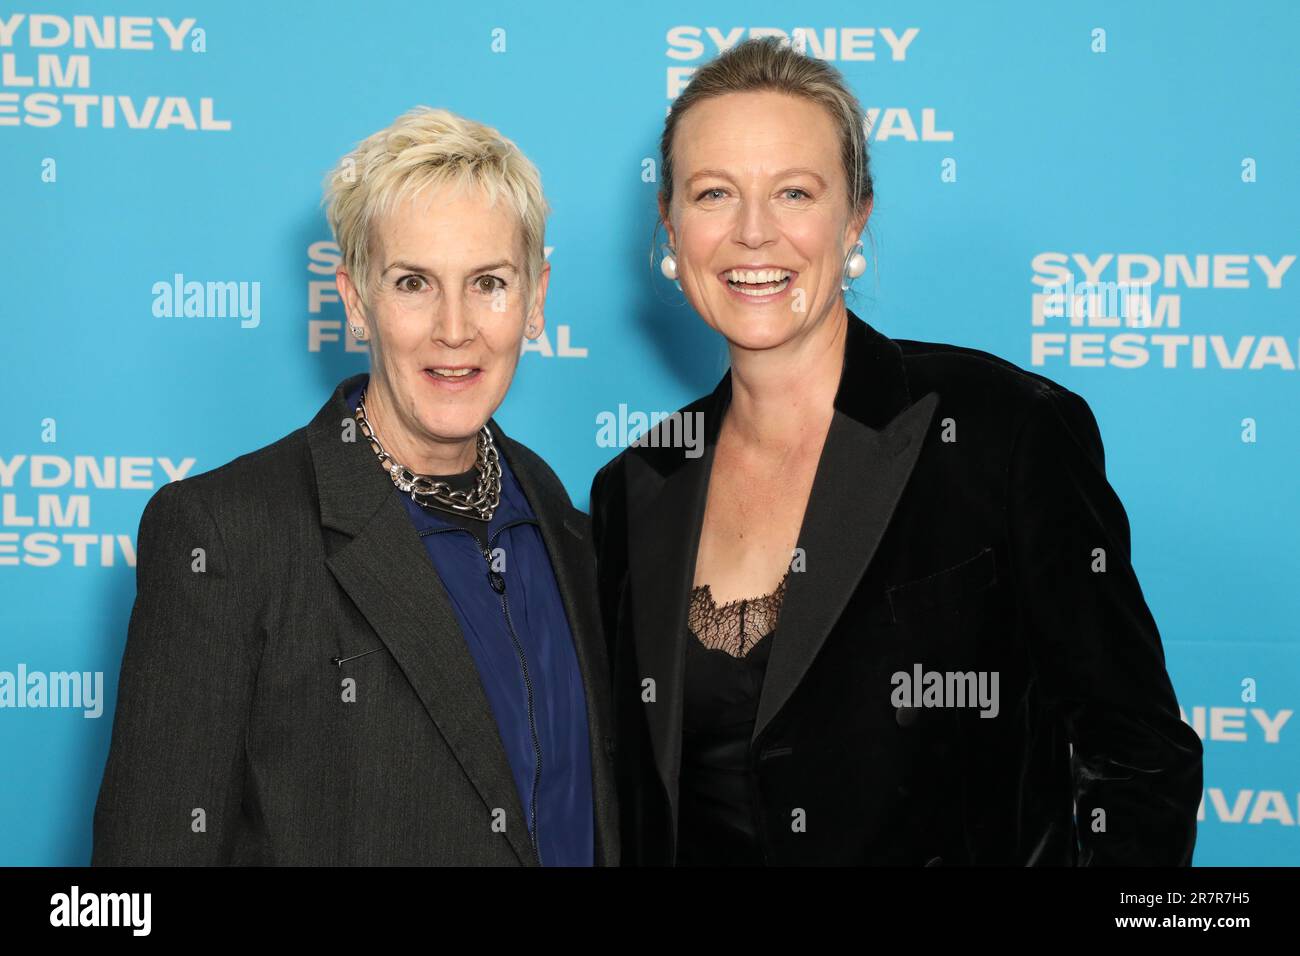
[688,571,789,658]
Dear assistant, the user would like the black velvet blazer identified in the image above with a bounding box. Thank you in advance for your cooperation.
[589,311,1203,866]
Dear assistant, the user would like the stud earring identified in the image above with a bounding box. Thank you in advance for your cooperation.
[841,240,867,291]
[349,324,366,339]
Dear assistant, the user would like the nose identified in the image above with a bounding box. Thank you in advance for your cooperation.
[432,293,475,349]
[734,194,778,249]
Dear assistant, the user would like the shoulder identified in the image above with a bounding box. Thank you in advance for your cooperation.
[893,336,1100,443]
[893,337,1109,479]
[137,423,315,558]
[896,337,1069,406]
[174,422,312,505]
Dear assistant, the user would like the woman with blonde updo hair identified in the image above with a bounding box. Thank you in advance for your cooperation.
[591,37,1201,867]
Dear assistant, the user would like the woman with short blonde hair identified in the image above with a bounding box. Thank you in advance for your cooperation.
[94,106,618,867]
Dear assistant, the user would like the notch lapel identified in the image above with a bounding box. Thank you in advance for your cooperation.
[308,376,536,866]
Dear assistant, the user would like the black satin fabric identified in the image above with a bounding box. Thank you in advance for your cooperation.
[590,311,1205,866]
[676,630,774,866]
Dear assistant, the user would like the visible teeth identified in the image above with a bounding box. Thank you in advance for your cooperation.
[727,268,792,284]
[732,277,790,297]
[430,368,474,377]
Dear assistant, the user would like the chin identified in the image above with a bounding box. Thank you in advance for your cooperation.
[403,374,504,442]
[413,408,489,444]
[710,312,800,351]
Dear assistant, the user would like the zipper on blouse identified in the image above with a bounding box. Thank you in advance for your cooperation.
[420,520,545,865]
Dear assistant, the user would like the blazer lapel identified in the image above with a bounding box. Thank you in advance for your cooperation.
[495,429,621,866]
[754,316,939,741]
[307,376,537,866]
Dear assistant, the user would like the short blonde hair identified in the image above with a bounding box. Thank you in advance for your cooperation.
[322,106,549,310]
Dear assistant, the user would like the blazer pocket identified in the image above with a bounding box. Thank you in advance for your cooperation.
[885,546,998,624]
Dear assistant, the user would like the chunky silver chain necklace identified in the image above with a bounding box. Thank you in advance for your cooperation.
[355,387,501,522]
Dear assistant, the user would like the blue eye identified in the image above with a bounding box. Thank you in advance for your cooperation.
[696,187,726,201]
[784,188,811,200]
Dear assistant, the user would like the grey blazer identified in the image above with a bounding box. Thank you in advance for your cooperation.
[91,374,619,865]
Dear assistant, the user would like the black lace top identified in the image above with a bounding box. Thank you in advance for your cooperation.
[676,572,788,866]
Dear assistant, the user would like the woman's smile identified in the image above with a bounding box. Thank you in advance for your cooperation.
[421,365,484,391]
[720,266,798,304]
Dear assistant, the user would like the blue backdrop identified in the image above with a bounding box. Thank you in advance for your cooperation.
[2,0,1297,865]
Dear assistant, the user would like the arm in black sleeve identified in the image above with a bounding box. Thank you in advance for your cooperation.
[92,479,260,865]
[1007,387,1203,865]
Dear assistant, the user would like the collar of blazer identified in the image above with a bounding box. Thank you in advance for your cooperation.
[304,373,617,866]
[624,311,940,838]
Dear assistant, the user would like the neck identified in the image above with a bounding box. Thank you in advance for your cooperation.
[722,303,848,450]
[362,380,478,476]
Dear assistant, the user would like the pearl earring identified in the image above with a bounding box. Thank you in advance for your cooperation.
[659,243,682,291]
[841,240,867,291]
[660,250,678,281]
